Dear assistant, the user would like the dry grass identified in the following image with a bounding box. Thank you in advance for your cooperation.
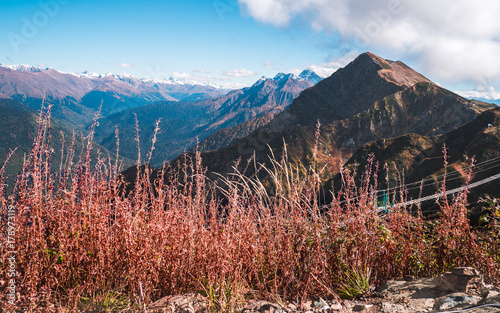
[0,109,499,312]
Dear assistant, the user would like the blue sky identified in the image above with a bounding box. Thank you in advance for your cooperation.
[1,0,500,98]
[0,0,334,87]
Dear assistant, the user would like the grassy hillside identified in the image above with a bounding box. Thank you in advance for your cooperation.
[197,113,275,151]
[325,107,500,208]
[1,113,499,311]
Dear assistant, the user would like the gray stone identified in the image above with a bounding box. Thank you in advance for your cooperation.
[378,277,437,294]
[378,302,408,313]
[452,267,480,277]
[148,293,207,312]
[409,298,435,311]
[302,300,313,310]
[435,292,481,311]
[485,289,500,299]
[483,289,500,306]
[403,275,415,281]
[287,303,297,311]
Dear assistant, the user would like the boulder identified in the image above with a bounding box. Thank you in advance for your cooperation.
[434,292,481,311]
[437,267,483,292]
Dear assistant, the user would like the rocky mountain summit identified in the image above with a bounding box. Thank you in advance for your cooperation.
[179,52,495,190]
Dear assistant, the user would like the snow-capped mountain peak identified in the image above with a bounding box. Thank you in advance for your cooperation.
[0,63,44,73]
[273,72,299,81]
[70,70,103,79]
[298,69,323,85]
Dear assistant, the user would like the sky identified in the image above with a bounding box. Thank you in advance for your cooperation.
[0,0,499,99]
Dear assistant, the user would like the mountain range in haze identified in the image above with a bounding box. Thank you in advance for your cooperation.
[93,71,320,164]
[0,62,323,166]
[0,63,231,129]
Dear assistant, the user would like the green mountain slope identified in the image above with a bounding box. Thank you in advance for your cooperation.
[330,107,500,206]
[196,114,275,152]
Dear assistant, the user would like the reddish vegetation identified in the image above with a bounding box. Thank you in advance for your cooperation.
[0,110,499,312]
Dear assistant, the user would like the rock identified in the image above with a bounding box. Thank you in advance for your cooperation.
[437,267,483,292]
[287,303,297,311]
[329,303,343,311]
[485,289,500,300]
[378,302,408,313]
[302,300,313,310]
[313,297,330,310]
[403,275,415,282]
[377,280,408,293]
[258,303,279,313]
[146,271,498,313]
[483,289,500,305]
[452,267,480,277]
[243,300,278,312]
[377,277,437,294]
[353,304,367,311]
[148,293,207,312]
[434,292,481,311]
[409,298,435,311]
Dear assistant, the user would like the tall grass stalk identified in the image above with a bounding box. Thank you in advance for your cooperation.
[0,108,498,311]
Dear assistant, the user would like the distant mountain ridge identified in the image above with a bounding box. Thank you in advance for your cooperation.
[470,98,500,106]
[0,63,231,129]
[0,63,323,131]
[0,60,323,167]
[93,71,317,165]
[195,71,323,152]
[0,63,229,102]
[270,52,433,129]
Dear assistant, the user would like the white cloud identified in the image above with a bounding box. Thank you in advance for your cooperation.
[172,72,219,82]
[170,71,249,88]
[307,65,335,78]
[115,63,134,68]
[456,86,500,100]
[264,60,274,69]
[287,68,302,76]
[222,68,257,77]
[287,51,359,78]
[239,0,500,85]
[172,72,192,79]
[309,51,360,77]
